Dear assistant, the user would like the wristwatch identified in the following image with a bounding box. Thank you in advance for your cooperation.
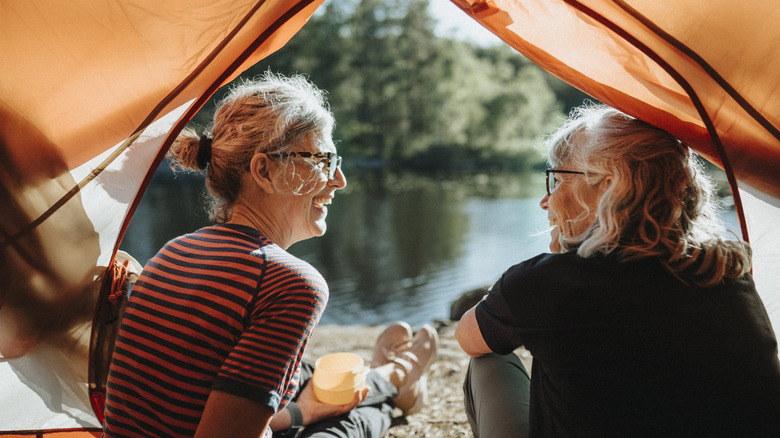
[286,401,303,433]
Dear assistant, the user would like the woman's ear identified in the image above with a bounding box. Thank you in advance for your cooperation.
[249,153,275,194]
[601,175,614,191]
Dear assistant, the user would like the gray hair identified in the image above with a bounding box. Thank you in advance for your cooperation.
[547,104,751,287]
[168,72,335,223]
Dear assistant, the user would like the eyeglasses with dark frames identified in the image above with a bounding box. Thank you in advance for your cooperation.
[546,168,585,196]
[271,151,343,180]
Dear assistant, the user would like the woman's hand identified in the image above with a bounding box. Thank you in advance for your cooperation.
[295,379,370,425]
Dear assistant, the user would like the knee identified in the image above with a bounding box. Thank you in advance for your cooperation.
[463,354,531,438]
[474,352,526,375]
[465,353,529,389]
[472,352,512,367]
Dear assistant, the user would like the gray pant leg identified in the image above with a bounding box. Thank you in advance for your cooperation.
[463,353,530,438]
[297,402,394,438]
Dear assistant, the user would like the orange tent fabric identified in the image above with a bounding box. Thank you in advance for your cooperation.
[451,0,780,201]
[0,430,102,438]
[1,0,323,432]
[1,0,323,356]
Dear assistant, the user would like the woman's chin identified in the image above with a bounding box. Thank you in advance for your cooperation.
[549,227,563,253]
[307,219,327,238]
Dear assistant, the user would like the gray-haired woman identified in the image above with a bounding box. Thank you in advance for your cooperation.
[455,104,780,437]
[103,73,437,438]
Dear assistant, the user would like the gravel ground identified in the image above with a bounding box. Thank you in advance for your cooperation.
[303,320,532,437]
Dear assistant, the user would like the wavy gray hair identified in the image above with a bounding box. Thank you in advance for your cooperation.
[547,104,751,287]
[168,71,335,222]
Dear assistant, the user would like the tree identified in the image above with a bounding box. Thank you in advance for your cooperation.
[194,0,570,170]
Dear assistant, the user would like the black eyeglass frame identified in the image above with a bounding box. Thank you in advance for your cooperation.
[546,168,585,196]
[271,151,343,180]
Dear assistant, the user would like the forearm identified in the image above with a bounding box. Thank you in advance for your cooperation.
[269,406,292,432]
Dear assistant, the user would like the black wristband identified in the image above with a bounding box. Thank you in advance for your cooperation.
[286,401,303,430]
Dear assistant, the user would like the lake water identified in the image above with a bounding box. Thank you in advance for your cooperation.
[120,168,739,326]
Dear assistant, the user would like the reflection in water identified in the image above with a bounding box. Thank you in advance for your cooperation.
[120,168,739,326]
[287,171,550,325]
[292,172,476,324]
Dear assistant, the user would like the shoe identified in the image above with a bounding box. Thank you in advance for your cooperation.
[371,321,413,368]
[392,324,438,416]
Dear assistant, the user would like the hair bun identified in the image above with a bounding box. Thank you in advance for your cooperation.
[197,134,213,169]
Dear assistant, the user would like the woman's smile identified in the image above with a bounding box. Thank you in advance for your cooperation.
[311,195,332,217]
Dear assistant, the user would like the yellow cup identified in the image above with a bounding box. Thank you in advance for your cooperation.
[312,352,369,405]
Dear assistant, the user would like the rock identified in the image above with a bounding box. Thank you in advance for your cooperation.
[449,286,489,320]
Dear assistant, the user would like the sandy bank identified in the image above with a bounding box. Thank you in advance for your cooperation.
[304,320,532,437]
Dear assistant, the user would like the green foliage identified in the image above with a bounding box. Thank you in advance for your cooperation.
[541,71,597,115]
[192,0,583,170]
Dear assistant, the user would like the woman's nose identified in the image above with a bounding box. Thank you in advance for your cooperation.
[330,166,347,190]
[539,193,549,210]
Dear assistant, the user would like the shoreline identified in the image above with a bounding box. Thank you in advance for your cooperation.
[304,320,532,437]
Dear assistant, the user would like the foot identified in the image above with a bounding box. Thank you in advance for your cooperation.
[392,324,439,416]
[371,321,413,368]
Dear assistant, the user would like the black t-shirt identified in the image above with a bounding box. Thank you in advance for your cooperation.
[476,251,780,437]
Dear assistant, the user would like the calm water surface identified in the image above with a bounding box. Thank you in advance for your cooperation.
[120,168,738,326]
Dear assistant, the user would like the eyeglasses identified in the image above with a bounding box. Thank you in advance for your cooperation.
[272,151,343,180]
[546,168,585,196]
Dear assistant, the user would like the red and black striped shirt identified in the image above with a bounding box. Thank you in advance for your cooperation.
[103,224,328,437]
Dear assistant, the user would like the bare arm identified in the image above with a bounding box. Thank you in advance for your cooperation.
[455,306,493,357]
[194,390,273,438]
[269,405,293,432]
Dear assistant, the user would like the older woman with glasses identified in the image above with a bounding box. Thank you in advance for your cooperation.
[103,73,437,438]
[455,104,780,437]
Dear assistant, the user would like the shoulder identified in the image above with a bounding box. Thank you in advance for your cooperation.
[493,251,638,305]
[502,251,594,284]
[178,224,328,293]
[168,224,270,258]
[251,243,329,309]
[263,247,327,287]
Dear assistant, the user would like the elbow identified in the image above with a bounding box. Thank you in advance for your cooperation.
[462,347,487,358]
[462,347,486,358]
[455,319,487,358]
[454,323,466,350]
